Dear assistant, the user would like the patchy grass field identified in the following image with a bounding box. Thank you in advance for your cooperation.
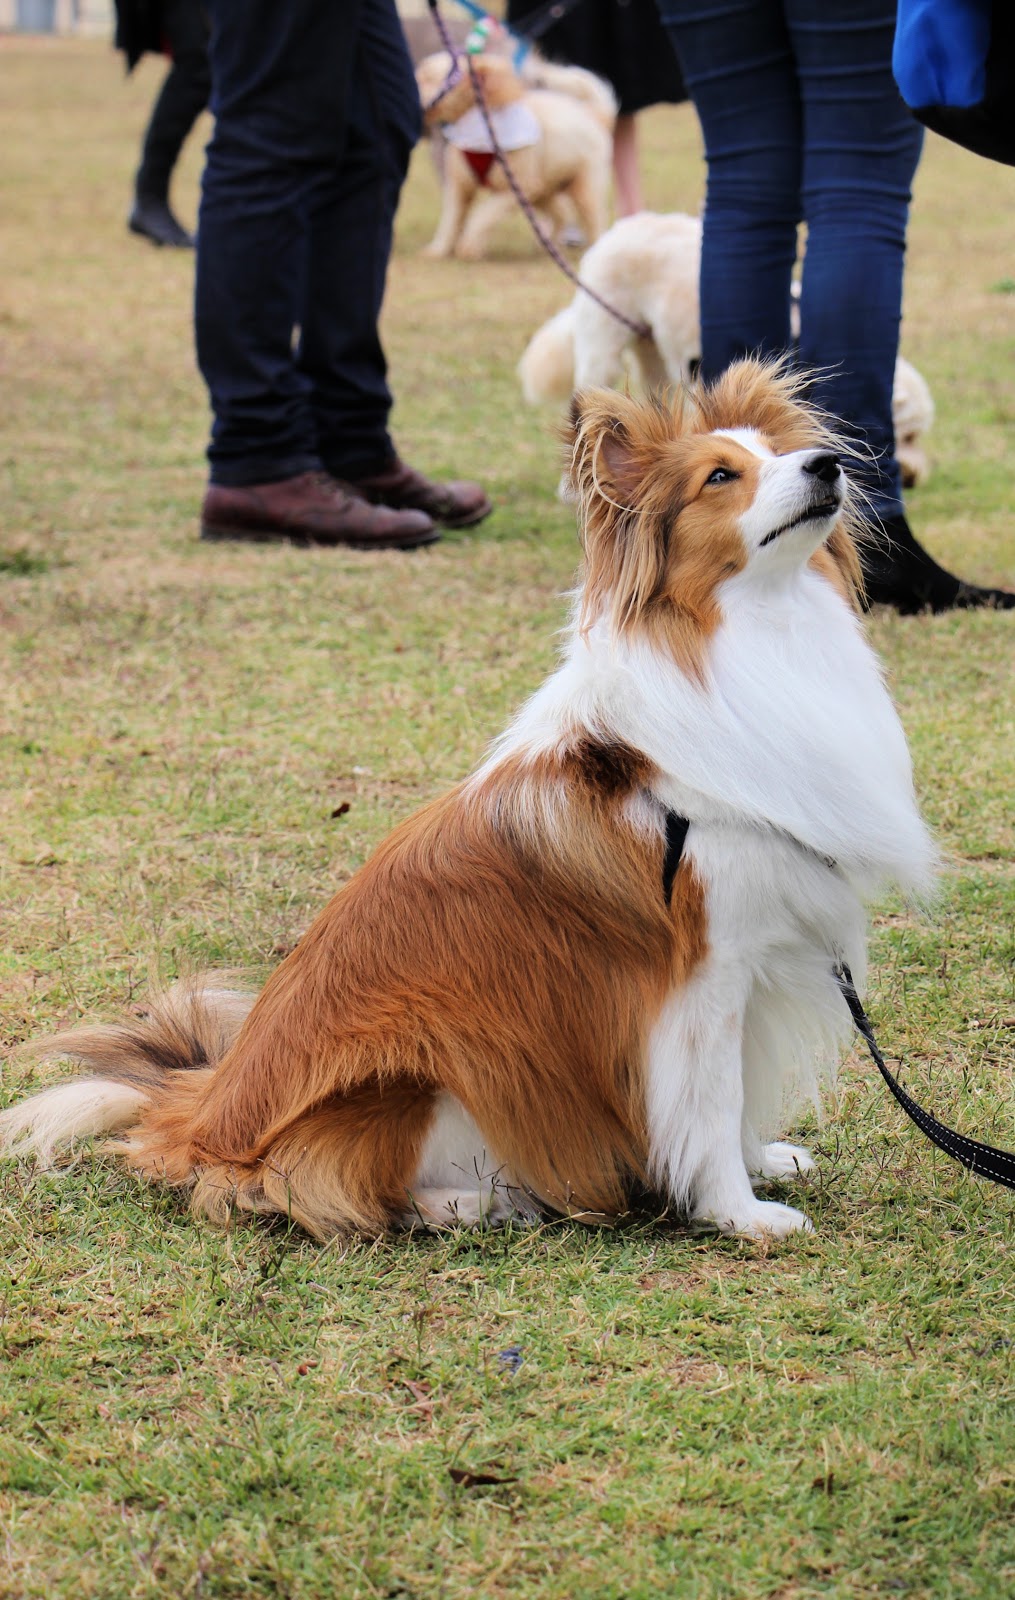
[2,35,1014,1600]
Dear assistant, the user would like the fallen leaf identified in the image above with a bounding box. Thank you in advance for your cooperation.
[448,1466,517,1488]
[330,801,351,819]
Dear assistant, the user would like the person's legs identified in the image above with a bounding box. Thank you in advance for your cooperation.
[612,113,644,217]
[657,0,802,378]
[789,0,1012,610]
[195,0,442,546]
[308,0,421,479]
[310,0,490,525]
[196,0,489,540]
[131,0,211,246]
[195,0,364,487]
[787,0,919,518]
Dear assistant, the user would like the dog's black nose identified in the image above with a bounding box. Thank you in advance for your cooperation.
[802,451,841,485]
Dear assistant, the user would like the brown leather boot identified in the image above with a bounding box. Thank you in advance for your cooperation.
[200,471,439,549]
[347,456,492,529]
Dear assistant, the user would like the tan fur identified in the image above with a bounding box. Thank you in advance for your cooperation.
[415,52,613,262]
[569,370,863,679]
[79,760,705,1237]
[4,362,865,1241]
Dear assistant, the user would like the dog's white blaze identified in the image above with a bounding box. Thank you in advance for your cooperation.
[712,426,773,458]
[734,448,838,560]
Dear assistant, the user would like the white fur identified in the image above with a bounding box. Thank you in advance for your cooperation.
[0,1079,150,1167]
[470,439,934,1237]
[404,1092,534,1228]
[519,211,933,485]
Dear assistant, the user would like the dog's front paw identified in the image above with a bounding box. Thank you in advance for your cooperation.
[698,1199,814,1241]
[754,1141,815,1180]
[421,240,452,260]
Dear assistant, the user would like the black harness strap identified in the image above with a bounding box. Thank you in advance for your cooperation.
[834,963,1015,1192]
[659,811,1015,1193]
[661,810,690,906]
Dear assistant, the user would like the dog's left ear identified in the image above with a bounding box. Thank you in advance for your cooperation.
[568,390,670,635]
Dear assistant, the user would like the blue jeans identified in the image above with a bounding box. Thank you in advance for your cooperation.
[195,0,421,486]
[657,0,924,517]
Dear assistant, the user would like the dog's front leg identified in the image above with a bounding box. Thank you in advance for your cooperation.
[646,977,814,1241]
[454,190,516,260]
[422,156,474,259]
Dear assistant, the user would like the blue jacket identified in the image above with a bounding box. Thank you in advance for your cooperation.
[893,0,1014,166]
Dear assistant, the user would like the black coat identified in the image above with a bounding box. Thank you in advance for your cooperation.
[114,0,164,72]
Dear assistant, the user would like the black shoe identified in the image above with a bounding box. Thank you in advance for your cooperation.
[862,513,1015,615]
[128,195,194,249]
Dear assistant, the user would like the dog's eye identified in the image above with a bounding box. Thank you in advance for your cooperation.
[706,467,738,486]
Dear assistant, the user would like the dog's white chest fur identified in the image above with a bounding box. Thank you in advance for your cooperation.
[473,557,933,1238]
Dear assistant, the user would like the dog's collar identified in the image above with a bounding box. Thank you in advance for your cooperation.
[659,811,837,906]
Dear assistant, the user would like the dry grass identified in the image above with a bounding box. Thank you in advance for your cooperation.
[1,37,1014,1600]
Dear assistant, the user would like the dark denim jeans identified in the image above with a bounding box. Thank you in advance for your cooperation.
[657,0,924,517]
[194,0,421,486]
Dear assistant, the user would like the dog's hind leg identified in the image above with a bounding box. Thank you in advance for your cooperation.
[400,1093,536,1229]
[566,166,608,245]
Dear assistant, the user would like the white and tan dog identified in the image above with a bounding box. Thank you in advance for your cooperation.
[0,362,933,1242]
[521,211,935,487]
[415,50,614,261]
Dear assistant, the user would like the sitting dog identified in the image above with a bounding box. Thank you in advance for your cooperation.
[0,362,933,1242]
[415,50,614,261]
[520,211,935,487]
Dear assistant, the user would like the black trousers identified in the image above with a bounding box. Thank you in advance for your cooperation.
[194,0,421,486]
[135,0,211,200]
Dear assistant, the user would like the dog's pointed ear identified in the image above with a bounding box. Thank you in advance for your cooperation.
[567,390,671,635]
[566,391,644,507]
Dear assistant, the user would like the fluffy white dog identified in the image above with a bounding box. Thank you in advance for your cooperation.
[520,211,935,487]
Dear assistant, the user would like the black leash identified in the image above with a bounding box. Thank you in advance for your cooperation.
[833,962,1015,1191]
[662,809,1015,1193]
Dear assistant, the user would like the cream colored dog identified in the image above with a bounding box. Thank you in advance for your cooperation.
[415,51,614,262]
[520,211,935,487]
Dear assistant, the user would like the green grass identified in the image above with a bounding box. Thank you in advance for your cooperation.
[1,37,1014,1600]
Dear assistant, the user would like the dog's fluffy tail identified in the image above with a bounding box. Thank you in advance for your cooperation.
[519,306,576,404]
[0,978,254,1168]
[519,57,618,131]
